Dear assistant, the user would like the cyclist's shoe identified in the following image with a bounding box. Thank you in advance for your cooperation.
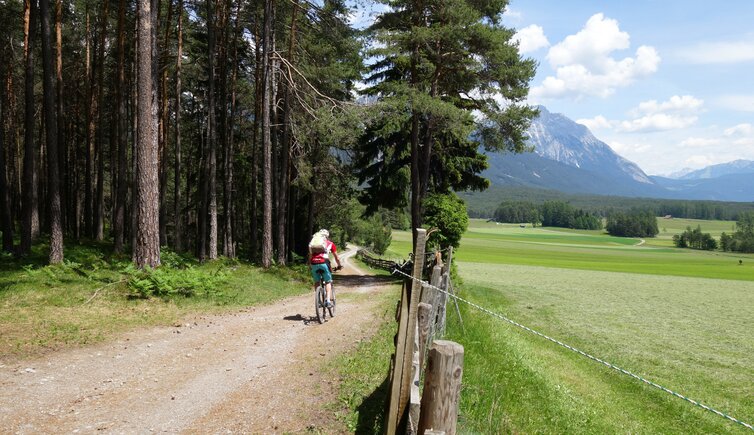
[325,300,333,308]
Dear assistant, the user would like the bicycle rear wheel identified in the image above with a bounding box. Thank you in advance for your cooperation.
[315,284,326,324]
[327,286,336,317]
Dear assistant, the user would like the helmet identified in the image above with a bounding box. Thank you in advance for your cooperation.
[319,229,329,238]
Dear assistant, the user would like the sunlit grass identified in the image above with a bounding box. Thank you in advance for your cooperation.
[379,217,754,432]
[0,243,311,361]
[388,219,754,281]
[449,263,754,433]
[329,287,399,433]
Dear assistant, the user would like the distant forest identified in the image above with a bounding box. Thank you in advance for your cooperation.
[463,186,754,221]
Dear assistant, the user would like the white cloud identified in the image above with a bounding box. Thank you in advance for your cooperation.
[616,95,703,132]
[634,95,704,116]
[684,155,716,167]
[717,95,754,112]
[724,123,753,136]
[531,14,660,99]
[734,137,754,147]
[618,113,698,132]
[680,137,722,148]
[514,25,549,54]
[576,115,613,130]
[546,14,629,68]
[679,39,754,64]
[608,140,651,154]
[503,6,523,21]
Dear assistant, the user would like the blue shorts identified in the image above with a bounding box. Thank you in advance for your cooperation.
[310,263,332,283]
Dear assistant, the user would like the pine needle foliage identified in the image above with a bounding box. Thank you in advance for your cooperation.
[354,0,538,233]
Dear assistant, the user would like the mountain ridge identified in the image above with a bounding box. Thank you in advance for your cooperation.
[480,107,754,202]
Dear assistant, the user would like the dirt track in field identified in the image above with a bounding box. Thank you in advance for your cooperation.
[0,249,395,434]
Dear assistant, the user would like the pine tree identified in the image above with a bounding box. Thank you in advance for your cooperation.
[20,0,39,256]
[40,0,63,263]
[355,0,537,247]
[134,0,160,268]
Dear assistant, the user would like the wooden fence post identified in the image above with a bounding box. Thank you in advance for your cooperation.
[418,302,432,369]
[418,340,464,435]
[437,273,449,335]
[387,281,410,435]
[386,228,427,435]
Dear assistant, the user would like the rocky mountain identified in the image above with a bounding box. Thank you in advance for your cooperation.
[481,107,754,202]
[674,159,754,180]
[650,173,754,201]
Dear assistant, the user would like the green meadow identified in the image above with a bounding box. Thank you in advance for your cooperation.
[454,220,752,281]
[391,218,754,433]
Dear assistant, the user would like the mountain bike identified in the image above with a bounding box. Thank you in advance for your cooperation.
[315,267,339,324]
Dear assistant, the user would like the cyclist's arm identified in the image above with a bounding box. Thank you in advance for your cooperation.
[331,251,342,269]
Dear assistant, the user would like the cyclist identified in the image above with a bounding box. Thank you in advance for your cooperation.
[308,229,342,308]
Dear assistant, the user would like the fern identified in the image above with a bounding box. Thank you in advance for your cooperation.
[123,265,228,299]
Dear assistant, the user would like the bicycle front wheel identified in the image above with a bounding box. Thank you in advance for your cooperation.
[315,285,326,324]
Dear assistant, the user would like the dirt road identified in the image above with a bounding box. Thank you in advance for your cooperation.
[0,249,394,434]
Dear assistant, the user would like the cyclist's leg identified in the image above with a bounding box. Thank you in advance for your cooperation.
[310,265,321,295]
[311,263,332,302]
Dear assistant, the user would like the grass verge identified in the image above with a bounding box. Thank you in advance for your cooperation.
[329,284,400,433]
[0,243,311,362]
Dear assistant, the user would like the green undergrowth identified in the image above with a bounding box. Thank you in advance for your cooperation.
[0,242,311,361]
[329,285,400,433]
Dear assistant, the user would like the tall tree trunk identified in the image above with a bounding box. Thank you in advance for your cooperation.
[0,90,13,252]
[134,0,160,268]
[84,10,94,238]
[55,0,65,235]
[40,0,63,264]
[71,67,80,240]
[4,63,22,241]
[217,0,228,257]
[197,99,207,259]
[410,110,421,246]
[113,0,127,253]
[222,1,239,259]
[276,1,298,266]
[249,22,262,262]
[206,0,218,260]
[130,52,138,249]
[260,0,274,268]
[21,0,39,256]
[158,0,173,247]
[94,0,108,241]
[409,4,423,248]
[173,0,183,252]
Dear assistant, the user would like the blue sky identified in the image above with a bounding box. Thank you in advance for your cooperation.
[505,0,754,175]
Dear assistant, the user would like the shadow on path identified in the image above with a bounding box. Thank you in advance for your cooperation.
[282,314,322,325]
[356,375,390,433]
[335,272,400,288]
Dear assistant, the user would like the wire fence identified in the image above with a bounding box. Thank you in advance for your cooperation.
[391,268,754,432]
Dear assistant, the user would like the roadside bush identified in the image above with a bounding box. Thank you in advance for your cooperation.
[423,192,469,249]
[353,213,392,255]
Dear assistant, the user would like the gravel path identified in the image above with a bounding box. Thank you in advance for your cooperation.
[0,249,393,434]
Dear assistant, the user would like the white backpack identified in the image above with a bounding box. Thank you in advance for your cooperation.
[309,232,328,254]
